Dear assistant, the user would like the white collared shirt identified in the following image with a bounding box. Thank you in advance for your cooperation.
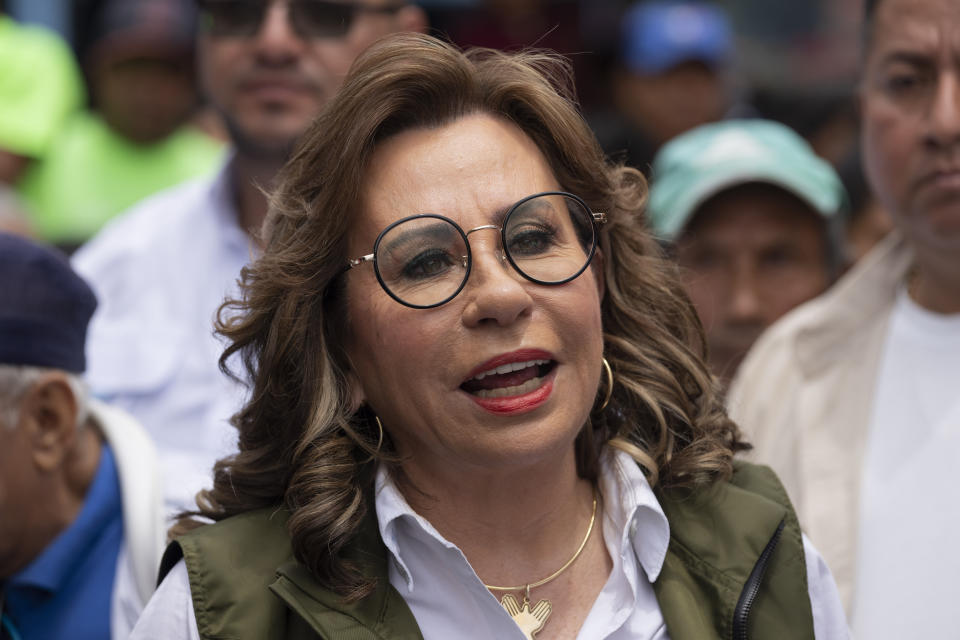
[132,450,849,639]
[375,450,670,639]
[73,158,253,516]
[376,449,847,640]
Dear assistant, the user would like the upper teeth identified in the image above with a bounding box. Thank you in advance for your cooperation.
[472,359,548,380]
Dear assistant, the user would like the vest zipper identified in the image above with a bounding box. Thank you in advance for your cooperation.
[731,518,786,640]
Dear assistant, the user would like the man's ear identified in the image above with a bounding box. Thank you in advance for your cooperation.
[20,373,80,473]
[394,4,428,34]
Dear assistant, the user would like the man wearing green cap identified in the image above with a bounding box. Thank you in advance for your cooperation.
[727,0,960,634]
[648,118,846,386]
[0,11,83,186]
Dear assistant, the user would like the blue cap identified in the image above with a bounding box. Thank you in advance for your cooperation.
[0,233,97,373]
[621,2,733,74]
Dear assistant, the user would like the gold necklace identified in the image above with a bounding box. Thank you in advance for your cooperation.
[483,492,598,640]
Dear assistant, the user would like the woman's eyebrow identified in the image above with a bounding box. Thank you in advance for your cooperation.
[381,221,457,252]
[489,204,511,227]
[488,195,546,227]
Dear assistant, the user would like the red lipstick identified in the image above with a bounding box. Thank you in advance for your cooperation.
[461,349,556,415]
[469,378,555,415]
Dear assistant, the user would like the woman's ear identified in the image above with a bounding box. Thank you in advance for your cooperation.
[345,367,367,414]
[591,248,606,301]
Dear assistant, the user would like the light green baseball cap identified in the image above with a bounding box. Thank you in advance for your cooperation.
[0,16,84,158]
[647,119,846,241]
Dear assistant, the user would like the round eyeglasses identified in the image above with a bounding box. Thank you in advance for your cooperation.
[346,192,607,309]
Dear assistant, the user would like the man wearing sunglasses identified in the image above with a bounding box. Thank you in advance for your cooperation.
[72,0,427,517]
[194,0,426,221]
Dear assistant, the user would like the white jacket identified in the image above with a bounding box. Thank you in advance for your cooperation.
[89,399,167,638]
[726,232,912,612]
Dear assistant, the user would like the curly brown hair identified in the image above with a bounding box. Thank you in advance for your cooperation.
[183,32,747,600]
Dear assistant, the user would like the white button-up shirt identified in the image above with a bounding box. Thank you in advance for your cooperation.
[377,449,847,639]
[376,450,671,639]
[73,160,253,516]
[133,450,849,639]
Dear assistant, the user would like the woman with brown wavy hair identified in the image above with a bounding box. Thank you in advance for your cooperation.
[131,33,846,640]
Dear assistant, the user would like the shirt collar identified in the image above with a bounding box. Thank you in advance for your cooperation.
[374,467,449,592]
[373,446,671,591]
[208,154,257,258]
[795,231,912,376]
[9,444,121,594]
[600,448,671,582]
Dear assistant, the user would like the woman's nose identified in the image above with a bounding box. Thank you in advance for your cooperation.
[460,236,534,327]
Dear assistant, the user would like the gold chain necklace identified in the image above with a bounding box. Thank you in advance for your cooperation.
[483,493,598,640]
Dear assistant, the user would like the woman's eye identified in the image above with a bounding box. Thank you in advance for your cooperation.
[402,249,455,279]
[508,228,556,256]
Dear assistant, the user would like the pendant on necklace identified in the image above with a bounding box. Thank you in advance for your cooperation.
[499,592,552,640]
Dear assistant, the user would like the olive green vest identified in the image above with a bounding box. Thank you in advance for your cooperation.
[160,461,814,639]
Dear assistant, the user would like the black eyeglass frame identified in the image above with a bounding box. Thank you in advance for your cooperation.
[195,0,404,39]
[346,191,608,309]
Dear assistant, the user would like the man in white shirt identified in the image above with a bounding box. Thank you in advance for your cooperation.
[73,0,426,515]
[727,0,960,635]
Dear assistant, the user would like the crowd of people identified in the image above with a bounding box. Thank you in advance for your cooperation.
[0,0,957,638]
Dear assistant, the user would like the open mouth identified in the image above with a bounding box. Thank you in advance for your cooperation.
[460,359,557,398]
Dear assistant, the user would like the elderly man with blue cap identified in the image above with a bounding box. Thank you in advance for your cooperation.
[648,119,847,386]
[0,233,164,639]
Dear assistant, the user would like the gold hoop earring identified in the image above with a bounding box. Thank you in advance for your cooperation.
[373,416,384,453]
[596,357,614,413]
[361,415,385,464]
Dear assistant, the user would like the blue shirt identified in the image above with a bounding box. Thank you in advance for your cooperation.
[1,443,123,639]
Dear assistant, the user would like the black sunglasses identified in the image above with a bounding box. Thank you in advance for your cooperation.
[196,0,402,39]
